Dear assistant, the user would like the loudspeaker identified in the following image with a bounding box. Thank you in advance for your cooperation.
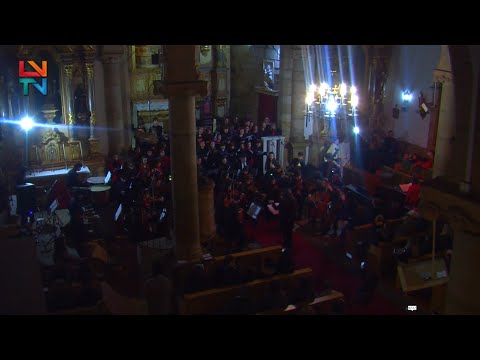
[16,183,36,222]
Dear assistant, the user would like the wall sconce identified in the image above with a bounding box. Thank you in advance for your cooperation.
[401,90,412,112]
[199,45,210,57]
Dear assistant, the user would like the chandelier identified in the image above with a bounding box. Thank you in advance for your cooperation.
[305,82,359,117]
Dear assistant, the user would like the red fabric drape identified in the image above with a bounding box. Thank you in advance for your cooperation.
[257,93,278,124]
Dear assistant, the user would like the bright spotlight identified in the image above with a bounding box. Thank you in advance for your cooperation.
[19,117,35,131]
[305,93,314,105]
[309,84,317,93]
[353,126,360,135]
[326,95,338,112]
[351,94,359,107]
[350,86,357,94]
[340,84,347,97]
[402,90,412,102]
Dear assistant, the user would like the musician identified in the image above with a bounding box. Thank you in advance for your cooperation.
[294,172,305,220]
[196,140,208,159]
[111,169,130,202]
[266,123,281,136]
[279,189,297,250]
[145,148,156,166]
[245,141,255,164]
[151,160,164,179]
[66,162,87,189]
[138,156,151,178]
[251,125,261,140]
[290,152,306,175]
[307,180,331,229]
[158,150,171,174]
[107,154,124,183]
[218,156,230,175]
[203,127,214,143]
[197,126,205,144]
[236,128,246,144]
[260,121,269,137]
[237,155,250,173]
[265,152,281,176]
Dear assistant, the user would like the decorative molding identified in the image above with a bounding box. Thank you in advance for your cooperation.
[433,68,453,83]
[86,63,94,79]
[420,184,480,236]
[64,64,73,80]
[90,111,96,127]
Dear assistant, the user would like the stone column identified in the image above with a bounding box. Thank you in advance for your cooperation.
[291,45,306,157]
[61,64,75,139]
[426,82,442,152]
[163,45,207,261]
[446,229,480,314]
[101,54,125,156]
[460,48,480,194]
[433,45,455,178]
[86,63,96,139]
[420,185,480,314]
[278,44,293,143]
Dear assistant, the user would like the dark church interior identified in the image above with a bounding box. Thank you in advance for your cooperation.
[1,45,479,315]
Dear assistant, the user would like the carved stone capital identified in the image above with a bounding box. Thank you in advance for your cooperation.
[444,206,480,235]
[64,64,74,80]
[420,181,480,236]
[433,68,453,83]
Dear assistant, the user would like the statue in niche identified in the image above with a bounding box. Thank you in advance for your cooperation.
[74,84,90,124]
[263,61,275,90]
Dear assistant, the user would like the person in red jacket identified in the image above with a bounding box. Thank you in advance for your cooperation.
[405,177,421,208]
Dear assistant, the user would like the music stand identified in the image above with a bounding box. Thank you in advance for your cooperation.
[247,202,262,220]
[104,171,112,185]
[114,203,123,222]
[32,198,64,254]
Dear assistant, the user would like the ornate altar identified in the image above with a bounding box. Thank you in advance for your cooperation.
[30,129,84,170]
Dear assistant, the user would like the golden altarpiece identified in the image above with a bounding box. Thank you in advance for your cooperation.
[15,45,102,170]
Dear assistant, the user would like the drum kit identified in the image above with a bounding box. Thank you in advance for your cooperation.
[86,174,111,208]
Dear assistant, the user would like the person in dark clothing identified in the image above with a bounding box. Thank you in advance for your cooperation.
[290,152,306,175]
[110,169,130,203]
[279,189,297,250]
[66,162,85,188]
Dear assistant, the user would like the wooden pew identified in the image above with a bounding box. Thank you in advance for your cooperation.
[179,267,313,315]
[258,290,345,315]
[203,245,283,277]
[174,245,284,294]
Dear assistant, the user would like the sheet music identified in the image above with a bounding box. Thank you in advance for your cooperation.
[267,204,279,215]
[399,183,412,193]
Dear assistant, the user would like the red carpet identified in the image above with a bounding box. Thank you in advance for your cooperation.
[246,216,408,315]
